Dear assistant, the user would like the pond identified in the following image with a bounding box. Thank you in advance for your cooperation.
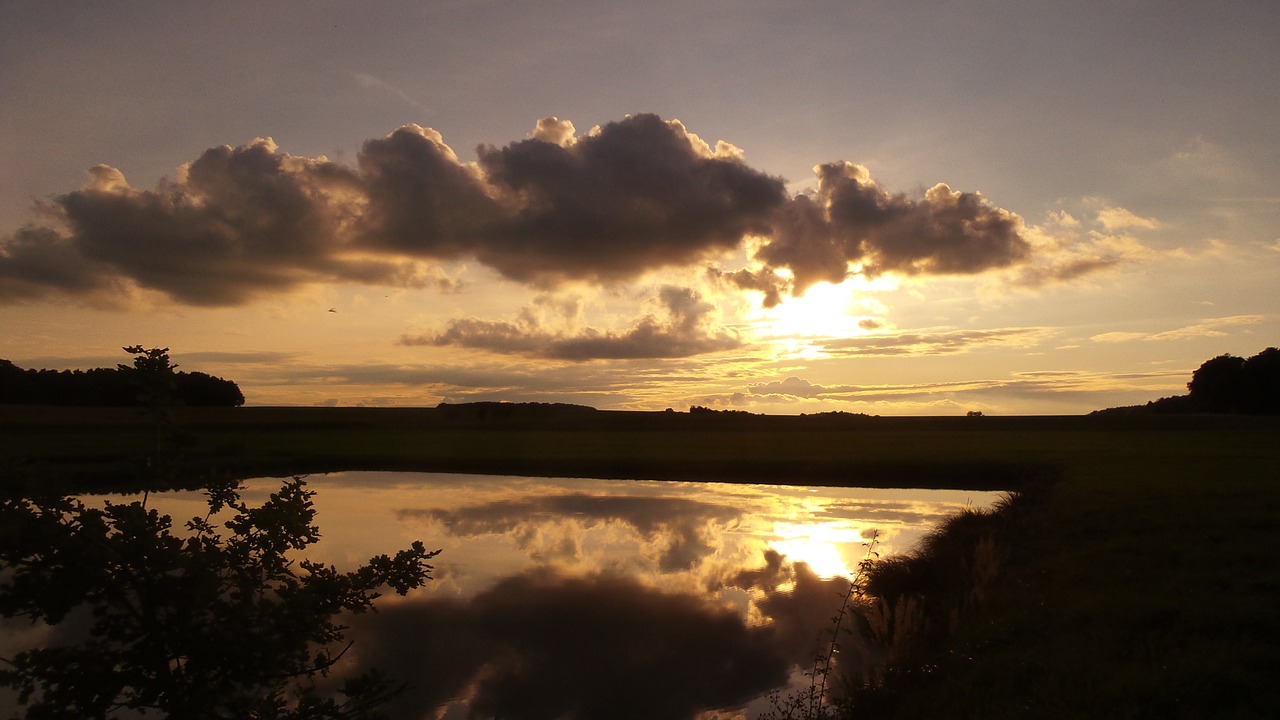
[5,472,1002,719]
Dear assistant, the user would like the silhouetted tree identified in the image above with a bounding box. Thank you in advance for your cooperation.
[0,350,244,407]
[1184,347,1280,414]
[0,477,439,719]
[1239,347,1280,413]
[1186,353,1246,412]
[120,345,180,410]
[180,370,247,407]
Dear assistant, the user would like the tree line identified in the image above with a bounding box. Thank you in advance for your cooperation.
[1185,346,1280,413]
[1098,346,1280,415]
[0,348,244,407]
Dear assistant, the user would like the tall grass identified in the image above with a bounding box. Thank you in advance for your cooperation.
[760,492,1027,720]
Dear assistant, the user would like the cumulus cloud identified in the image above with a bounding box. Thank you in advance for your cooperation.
[748,376,854,398]
[473,114,785,285]
[402,285,741,360]
[2,114,1034,307]
[0,140,438,305]
[757,162,1030,294]
[0,226,124,303]
[356,124,499,258]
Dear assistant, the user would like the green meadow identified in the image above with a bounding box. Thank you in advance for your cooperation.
[3,404,1278,717]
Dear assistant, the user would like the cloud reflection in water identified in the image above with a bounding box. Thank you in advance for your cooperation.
[249,472,997,719]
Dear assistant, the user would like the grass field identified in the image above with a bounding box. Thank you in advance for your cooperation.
[3,404,1278,717]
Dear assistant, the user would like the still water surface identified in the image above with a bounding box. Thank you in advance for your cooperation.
[13,472,1002,719]
[260,472,998,720]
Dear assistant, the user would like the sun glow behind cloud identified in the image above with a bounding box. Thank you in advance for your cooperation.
[749,280,883,341]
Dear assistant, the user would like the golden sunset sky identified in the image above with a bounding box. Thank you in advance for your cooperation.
[2,1,1277,414]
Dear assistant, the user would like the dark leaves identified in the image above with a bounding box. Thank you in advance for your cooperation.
[0,477,439,719]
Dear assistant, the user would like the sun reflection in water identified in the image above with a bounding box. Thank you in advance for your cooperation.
[770,521,864,579]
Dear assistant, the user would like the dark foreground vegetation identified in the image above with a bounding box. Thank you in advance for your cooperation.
[1,478,438,718]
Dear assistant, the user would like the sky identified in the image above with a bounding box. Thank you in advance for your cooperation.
[2,0,1278,415]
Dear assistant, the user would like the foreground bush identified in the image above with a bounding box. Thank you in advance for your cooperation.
[0,477,438,719]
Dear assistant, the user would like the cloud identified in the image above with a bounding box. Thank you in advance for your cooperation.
[403,285,741,360]
[747,376,859,399]
[399,492,743,573]
[1090,315,1266,343]
[710,267,787,308]
[756,162,1031,294]
[1011,255,1122,288]
[722,553,863,668]
[2,114,1034,308]
[1008,205,1168,288]
[1096,206,1160,231]
[818,327,1049,357]
[722,367,1190,413]
[0,140,442,306]
[356,123,499,257]
[346,569,789,719]
[0,226,125,304]
[175,350,303,365]
[348,70,430,113]
[472,114,787,285]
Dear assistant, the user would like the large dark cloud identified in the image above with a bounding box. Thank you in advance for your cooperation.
[0,226,121,303]
[66,144,379,305]
[473,114,786,285]
[0,142,430,305]
[745,162,1030,300]
[1,115,1030,308]
[346,569,789,720]
[357,124,498,256]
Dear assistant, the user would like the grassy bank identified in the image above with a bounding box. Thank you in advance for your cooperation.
[841,418,1280,718]
[3,404,1272,491]
[3,404,1278,716]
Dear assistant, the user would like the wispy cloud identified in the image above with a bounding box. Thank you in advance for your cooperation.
[736,368,1187,406]
[1095,206,1160,232]
[349,70,431,113]
[1090,315,1265,343]
[817,327,1050,357]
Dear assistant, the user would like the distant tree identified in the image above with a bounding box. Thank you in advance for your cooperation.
[1186,353,1246,412]
[0,477,439,719]
[180,370,247,407]
[0,348,244,408]
[1095,346,1280,415]
[1239,347,1280,414]
[0,360,33,403]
